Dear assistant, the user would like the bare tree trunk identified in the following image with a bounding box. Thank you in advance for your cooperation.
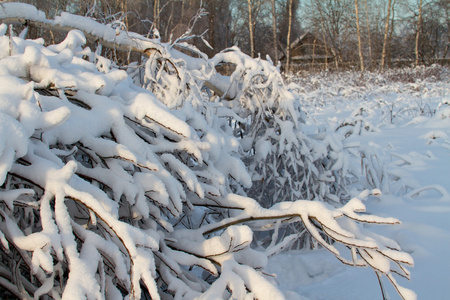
[181,0,186,20]
[355,0,364,72]
[118,0,128,27]
[320,19,328,70]
[311,9,317,69]
[209,4,216,49]
[154,0,160,30]
[312,35,317,68]
[387,0,395,68]
[286,0,293,72]
[380,0,392,70]
[331,47,339,70]
[415,0,423,66]
[445,5,450,59]
[271,0,278,62]
[165,1,174,41]
[248,0,255,58]
[364,0,372,68]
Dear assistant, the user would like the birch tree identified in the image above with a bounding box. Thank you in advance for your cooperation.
[248,0,255,57]
[272,0,278,61]
[154,0,160,30]
[364,0,373,68]
[286,0,294,72]
[380,0,393,70]
[415,0,423,66]
[355,0,364,71]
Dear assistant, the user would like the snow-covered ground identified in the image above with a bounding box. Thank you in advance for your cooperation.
[269,69,450,299]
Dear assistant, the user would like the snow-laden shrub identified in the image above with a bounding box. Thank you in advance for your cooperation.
[208,49,348,205]
[139,45,354,248]
[0,3,416,300]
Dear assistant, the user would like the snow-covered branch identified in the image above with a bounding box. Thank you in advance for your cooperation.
[0,2,236,100]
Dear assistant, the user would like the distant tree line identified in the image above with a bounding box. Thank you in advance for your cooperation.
[12,0,450,71]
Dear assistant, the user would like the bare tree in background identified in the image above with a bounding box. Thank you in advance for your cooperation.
[118,0,128,26]
[413,0,423,66]
[419,1,447,62]
[312,9,318,68]
[442,0,450,59]
[387,0,397,67]
[13,0,450,70]
[286,0,294,71]
[248,0,255,57]
[311,0,356,70]
[355,0,364,71]
[272,0,278,61]
[363,0,373,68]
[312,0,330,70]
[380,0,393,70]
[154,0,160,30]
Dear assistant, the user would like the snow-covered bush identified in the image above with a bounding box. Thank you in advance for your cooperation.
[136,42,354,248]
[288,67,449,196]
[0,3,416,299]
[207,49,348,206]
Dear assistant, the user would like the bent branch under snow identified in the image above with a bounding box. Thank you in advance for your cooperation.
[0,2,237,99]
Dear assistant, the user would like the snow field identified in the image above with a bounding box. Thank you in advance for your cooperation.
[269,69,450,299]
